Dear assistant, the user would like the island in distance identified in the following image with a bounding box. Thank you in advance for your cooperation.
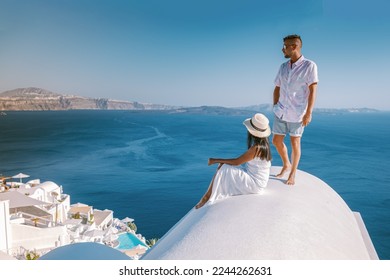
[0,87,175,111]
[0,87,381,114]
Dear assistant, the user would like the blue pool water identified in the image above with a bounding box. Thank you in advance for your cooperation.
[117,232,148,250]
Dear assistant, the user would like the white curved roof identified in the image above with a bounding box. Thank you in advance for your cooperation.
[39,242,131,260]
[143,167,376,260]
[36,181,60,192]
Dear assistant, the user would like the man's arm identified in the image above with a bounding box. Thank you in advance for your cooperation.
[273,86,280,105]
[302,83,317,126]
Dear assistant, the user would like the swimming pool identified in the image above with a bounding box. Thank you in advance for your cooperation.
[116,232,148,250]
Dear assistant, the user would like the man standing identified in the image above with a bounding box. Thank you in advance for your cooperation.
[272,34,318,185]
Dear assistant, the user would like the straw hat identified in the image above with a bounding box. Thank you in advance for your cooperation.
[243,113,271,138]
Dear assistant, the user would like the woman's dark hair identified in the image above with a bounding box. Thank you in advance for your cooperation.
[247,132,272,161]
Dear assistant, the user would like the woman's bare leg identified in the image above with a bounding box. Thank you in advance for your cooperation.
[195,174,215,209]
[195,164,222,209]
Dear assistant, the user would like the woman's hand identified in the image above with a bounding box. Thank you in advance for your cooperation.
[208,158,215,165]
[209,158,224,169]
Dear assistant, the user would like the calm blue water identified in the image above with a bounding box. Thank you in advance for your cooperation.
[117,232,147,250]
[0,110,389,259]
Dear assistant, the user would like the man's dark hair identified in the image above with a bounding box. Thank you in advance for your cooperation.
[283,34,302,45]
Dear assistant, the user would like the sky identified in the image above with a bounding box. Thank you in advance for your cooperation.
[0,0,389,109]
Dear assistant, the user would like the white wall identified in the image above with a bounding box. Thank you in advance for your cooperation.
[0,200,12,254]
[11,223,69,252]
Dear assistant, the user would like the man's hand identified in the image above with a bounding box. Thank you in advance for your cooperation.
[302,112,312,126]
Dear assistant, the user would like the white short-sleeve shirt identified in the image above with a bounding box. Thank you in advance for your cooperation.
[273,55,319,122]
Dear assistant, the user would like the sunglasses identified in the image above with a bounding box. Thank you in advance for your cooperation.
[283,44,296,50]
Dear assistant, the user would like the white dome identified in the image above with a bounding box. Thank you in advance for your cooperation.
[37,181,60,192]
[142,167,377,260]
[39,242,131,260]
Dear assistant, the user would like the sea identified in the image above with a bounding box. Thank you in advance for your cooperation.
[0,110,389,259]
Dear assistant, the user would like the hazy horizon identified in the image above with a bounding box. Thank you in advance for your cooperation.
[0,86,388,111]
[1,1,389,110]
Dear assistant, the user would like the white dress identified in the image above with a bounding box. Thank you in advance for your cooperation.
[208,157,271,204]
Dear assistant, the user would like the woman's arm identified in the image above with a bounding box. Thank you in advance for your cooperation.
[208,146,257,166]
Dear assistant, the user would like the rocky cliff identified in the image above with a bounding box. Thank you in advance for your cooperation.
[0,87,175,111]
[0,87,381,114]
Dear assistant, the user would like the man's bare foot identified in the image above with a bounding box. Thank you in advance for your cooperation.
[276,165,291,178]
[286,171,296,185]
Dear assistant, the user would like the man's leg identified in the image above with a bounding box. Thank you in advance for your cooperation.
[286,136,301,185]
[272,134,291,177]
